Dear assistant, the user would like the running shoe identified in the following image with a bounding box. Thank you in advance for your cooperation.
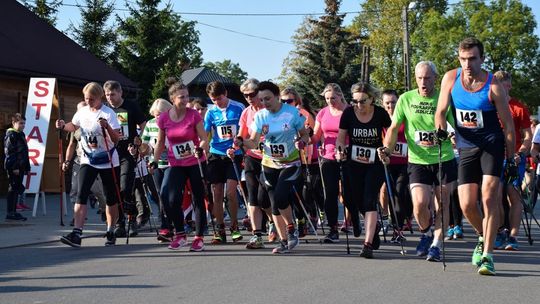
[352,217,362,237]
[324,229,340,243]
[415,235,432,257]
[287,229,299,251]
[297,218,307,238]
[128,223,138,237]
[157,228,173,243]
[242,216,252,231]
[114,225,127,238]
[105,231,116,246]
[382,218,390,235]
[472,238,484,266]
[453,225,463,239]
[445,227,455,241]
[5,212,27,221]
[211,230,227,244]
[426,246,441,262]
[19,203,32,211]
[478,256,496,275]
[268,223,277,243]
[272,240,289,254]
[372,222,381,250]
[359,243,374,259]
[403,218,413,233]
[184,223,193,235]
[231,227,243,242]
[168,233,187,250]
[494,229,508,249]
[318,211,326,226]
[246,235,265,249]
[340,220,352,233]
[391,230,406,244]
[505,237,519,251]
[60,232,81,248]
[190,236,205,252]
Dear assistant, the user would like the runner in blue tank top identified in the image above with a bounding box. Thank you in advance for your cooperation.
[203,81,245,244]
[435,37,515,276]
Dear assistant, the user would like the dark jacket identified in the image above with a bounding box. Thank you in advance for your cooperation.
[3,128,30,172]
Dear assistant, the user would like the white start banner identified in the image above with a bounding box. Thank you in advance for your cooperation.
[22,78,56,193]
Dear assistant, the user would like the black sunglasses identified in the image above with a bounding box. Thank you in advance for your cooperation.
[243,91,258,99]
[351,98,371,104]
[281,98,295,104]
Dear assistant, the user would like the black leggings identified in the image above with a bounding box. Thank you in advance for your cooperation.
[160,165,206,236]
[262,165,301,215]
[448,181,463,226]
[244,155,270,209]
[320,159,341,227]
[385,164,413,228]
[77,164,120,206]
[6,171,24,213]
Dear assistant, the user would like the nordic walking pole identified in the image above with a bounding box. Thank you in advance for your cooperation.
[100,120,128,244]
[195,148,216,233]
[57,129,65,226]
[337,146,350,254]
[382,161,406,255]
[134,153,159,237]
[436,128,447,271]
[316,146,328,231]
[292,184,322,244]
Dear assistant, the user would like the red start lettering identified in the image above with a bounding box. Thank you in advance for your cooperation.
[26,126,43,143]
[31,103,48,120]
[25,171,38,189]
[34,81,49,97]
[28,149,40,166]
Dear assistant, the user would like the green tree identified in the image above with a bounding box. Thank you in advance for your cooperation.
[203,60,248,85]
[412,0,540,108]
[282,0,362,108]
[68,0,117,64]
[23,0,61,26]
[116,0,203,109]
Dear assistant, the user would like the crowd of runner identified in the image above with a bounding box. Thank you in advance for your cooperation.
[4,37,533,276]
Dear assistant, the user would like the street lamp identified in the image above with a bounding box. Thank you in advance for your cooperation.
[402,1,416,91]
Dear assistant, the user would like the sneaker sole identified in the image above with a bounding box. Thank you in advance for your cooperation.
[189,246,205,252]
[60,237,81,248]
[323,238,340,244]
[272,249,290,254]
[246,244,265,249]
[426,256,441,262]
[157,235,172,243]
[504,246,518,251]
[478,267,496,275]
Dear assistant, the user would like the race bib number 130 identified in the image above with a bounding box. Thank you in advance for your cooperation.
[351,145,376,164]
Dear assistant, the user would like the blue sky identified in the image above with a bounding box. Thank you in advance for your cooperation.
[52,0,540,81]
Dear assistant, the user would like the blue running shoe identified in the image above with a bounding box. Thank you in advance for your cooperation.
[453,225,463,239]
[505,237,519,251]
[445,227,454,240]
[426,246,441,262]
[416,235,432,257]
[494,230,508,249]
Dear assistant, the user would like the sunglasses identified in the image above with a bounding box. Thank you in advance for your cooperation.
[281,98,295,104]
[243,91,258,99]
[351,98,371,104]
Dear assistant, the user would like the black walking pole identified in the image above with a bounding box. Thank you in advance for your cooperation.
[57,129,65,226]
[436,129,447,270]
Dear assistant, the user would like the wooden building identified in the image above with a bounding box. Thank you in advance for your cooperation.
[0,1,138,193]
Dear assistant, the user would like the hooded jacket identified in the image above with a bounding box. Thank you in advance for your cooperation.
[3,128,30,172]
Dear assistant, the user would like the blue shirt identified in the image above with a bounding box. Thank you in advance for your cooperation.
[253,103,306,168]
[204,100,244,155]
[450,68,503,148]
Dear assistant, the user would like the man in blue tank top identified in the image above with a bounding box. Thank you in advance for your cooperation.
[435,37,515,275]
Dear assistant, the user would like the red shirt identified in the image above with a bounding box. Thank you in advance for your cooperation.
[509,97,531,151]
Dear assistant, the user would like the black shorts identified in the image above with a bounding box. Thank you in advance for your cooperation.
[77,164,120,206]
[408,160,457,186]
[458,143,505,185]
[206,153,243,184]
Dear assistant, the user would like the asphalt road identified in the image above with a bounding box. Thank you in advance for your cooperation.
[1,226,539,304]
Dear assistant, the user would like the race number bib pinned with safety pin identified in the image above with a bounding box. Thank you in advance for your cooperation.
[392,142,408,158]
[414,131,435,147]
[216,124,237,140]
[351,145,376,164]
[456,109,484,129]
[172,141,194,159]
[265,143,289,159]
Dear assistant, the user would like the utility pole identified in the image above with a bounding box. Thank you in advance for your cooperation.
[402,4,411,91]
